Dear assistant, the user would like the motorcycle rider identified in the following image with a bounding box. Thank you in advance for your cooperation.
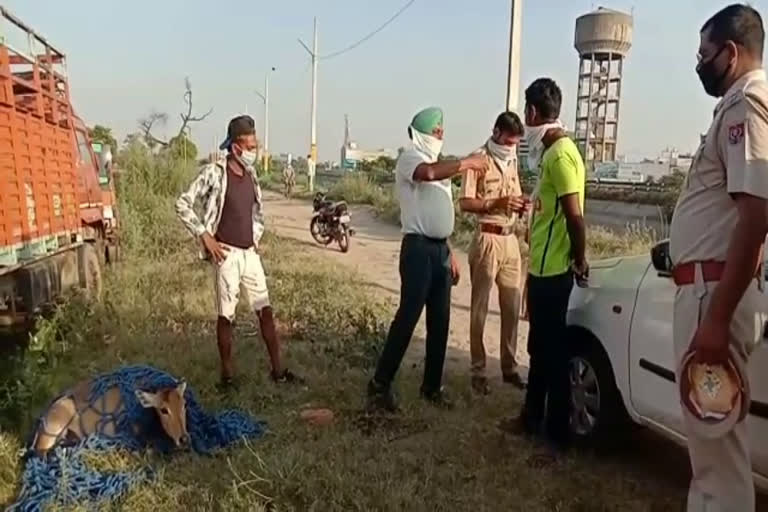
[283,154,296,195]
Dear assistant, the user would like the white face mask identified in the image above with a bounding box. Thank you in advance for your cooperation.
[410,127,444,163]
[486,138,516,163]
[239,149,258,168]
[525,120,563,170]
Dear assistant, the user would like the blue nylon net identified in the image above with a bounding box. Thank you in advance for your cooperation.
[7,365,267,511]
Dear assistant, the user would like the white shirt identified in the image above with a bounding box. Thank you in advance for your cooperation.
[395,147,454,240]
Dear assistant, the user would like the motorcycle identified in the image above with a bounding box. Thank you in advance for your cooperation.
[310,192,354,253]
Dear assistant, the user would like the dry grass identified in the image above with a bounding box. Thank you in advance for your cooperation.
[0,227,688,510]
[0,153,688,511]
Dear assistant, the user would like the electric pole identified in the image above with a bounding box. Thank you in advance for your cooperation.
[299,17,318,192]
[255,66,276,173]
[506,0,523,113]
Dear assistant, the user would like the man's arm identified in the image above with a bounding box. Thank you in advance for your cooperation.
[175,166,211,238]
[550,155,587,268]
[413,153,485,182]
[561,194,587,267]
[705,194,767,324]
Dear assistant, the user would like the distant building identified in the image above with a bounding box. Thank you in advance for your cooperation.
[340,114,397,169]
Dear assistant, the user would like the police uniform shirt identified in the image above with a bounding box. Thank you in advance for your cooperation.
[670,69,768,265]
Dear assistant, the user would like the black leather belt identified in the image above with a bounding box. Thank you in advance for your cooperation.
[404,233,447,244]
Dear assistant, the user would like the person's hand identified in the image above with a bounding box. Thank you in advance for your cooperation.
[461,153,487,173]
[201,232,229,264]
[450,251,460,285]
[572,259,589,287]
[505,196,527,215]
[689,314,731,366]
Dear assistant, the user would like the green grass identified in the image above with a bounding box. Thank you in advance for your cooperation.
[0,150,685,511]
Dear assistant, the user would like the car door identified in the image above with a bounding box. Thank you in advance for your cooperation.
[747,337,768,476]
[627,262,684,435]
[629,252,768,478]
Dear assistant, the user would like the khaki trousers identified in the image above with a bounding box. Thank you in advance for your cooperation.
[469,231,522,377]
[674,272,766,512]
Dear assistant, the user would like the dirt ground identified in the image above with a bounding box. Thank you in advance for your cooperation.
[264,191,529,380]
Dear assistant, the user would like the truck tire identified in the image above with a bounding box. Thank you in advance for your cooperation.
[79,243,103,301]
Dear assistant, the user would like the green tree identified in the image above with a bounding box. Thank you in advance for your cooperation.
[166,134,198,162]
[89,125,118,152]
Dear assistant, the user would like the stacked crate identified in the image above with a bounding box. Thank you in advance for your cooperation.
[0,29,77,266]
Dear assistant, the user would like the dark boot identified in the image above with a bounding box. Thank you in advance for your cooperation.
[367,379,398,413]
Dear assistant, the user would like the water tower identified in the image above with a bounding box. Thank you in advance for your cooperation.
[574,7,633,170]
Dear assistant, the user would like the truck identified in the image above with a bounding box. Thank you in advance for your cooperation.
[0,7,119,328]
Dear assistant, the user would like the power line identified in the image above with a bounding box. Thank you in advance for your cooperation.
[318,0,416,60]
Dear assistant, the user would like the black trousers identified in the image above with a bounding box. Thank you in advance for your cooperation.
[521,271,574,447]
[373,234,452,393]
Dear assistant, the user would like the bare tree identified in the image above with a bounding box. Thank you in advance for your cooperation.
[139,78,212,147]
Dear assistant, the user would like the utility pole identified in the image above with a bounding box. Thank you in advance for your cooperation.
[255,66,276,173]
[299,17,318,192]
[506,0,523,113]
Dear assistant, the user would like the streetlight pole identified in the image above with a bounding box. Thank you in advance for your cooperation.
[255,66,276,172]
[506,0,523,113]
[299,17,318,192]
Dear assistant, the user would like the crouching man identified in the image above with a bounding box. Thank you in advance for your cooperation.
[176,115,299,387]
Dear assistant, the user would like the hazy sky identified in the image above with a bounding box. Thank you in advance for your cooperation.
[5,0,765,160]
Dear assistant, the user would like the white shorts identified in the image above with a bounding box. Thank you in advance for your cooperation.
[215,245,270,320]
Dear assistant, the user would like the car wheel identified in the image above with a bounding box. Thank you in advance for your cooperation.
[568,332,628,442]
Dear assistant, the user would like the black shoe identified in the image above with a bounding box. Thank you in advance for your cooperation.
[420,387,454,409]
[366,380,398,413]
[217,375,239,392]
[272,368,304,384]
[471,376,491,395]
[502,368,528,390]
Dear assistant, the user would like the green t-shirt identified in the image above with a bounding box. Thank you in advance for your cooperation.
[529,137,585,277]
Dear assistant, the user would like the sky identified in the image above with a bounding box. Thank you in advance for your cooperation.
[4,0,765,161]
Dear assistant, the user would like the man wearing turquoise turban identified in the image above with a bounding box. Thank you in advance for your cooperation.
[366,107,486,411]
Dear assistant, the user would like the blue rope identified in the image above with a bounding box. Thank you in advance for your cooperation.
[8,365,267,511]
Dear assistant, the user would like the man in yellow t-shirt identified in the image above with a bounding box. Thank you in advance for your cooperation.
[503,78,587,458]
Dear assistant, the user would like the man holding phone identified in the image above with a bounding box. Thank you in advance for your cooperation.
[504,78,587,458]
[460,111,529,395]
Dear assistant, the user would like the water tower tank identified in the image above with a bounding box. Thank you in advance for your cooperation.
[573,7,633,169]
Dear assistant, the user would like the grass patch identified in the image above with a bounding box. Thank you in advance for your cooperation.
[0,150,684,511]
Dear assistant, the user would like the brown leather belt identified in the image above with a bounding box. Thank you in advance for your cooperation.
[672,261,760,286]
[479,223,515,236]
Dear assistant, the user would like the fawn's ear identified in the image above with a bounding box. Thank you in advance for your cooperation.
[176,381,187,396]
[135,389,160,408]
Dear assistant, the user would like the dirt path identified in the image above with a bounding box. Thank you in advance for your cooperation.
[263,191,529,379]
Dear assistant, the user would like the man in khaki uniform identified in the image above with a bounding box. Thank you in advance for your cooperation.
[460,112,529,394]
[670,5,768,510]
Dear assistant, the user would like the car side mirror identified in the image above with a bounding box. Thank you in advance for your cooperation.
[651,239,672,276]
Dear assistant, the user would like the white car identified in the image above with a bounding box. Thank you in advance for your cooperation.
[566,239,768,489]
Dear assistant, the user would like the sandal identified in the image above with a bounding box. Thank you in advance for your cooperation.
[272,368,304,384]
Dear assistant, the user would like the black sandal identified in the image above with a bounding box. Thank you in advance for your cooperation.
[272,369,304,384]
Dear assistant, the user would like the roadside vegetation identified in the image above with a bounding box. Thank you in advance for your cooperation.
[0,147,688,511]
[262,169,657,260]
